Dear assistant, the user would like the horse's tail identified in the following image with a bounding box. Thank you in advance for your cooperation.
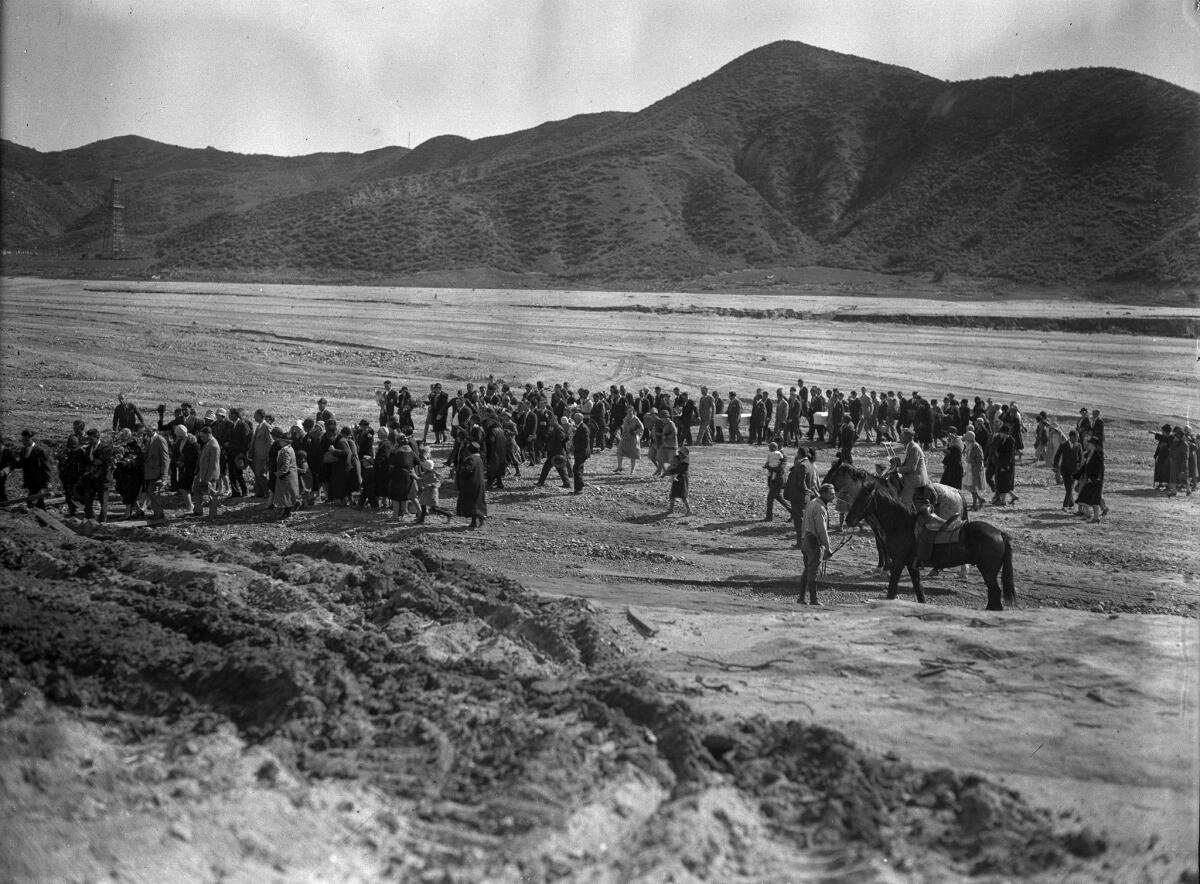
[1001,532,1016,605]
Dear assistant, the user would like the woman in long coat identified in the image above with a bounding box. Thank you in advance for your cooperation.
[940,434,964,489]
[387,434,418,518]
[1168,427,1192,496]
[271,428,299,515]
[1152,424,1173,489]
[616,411,644,474]
[486,420,508,489]
[362,433,393,510]
[963,430,986,511]
[1006,403,1025,459]
[112,429,145,519]
[655,410,678,477]
[326,427,361,505]
[1074,437,1105,522]
[992,425,1017,505]
[456,442,487,529]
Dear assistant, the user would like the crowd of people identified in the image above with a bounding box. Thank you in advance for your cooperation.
[1,378,1194,554]
[1151,423,1199,497]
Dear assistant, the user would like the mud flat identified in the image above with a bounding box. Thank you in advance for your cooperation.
[2,278,1199,436]
[2,509,1185,883]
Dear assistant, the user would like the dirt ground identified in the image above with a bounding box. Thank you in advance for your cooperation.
[1,276,1198,883]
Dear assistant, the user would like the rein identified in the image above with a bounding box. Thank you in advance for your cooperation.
[828,534,853,557]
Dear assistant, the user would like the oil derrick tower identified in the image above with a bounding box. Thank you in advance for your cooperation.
[100,176,126,258]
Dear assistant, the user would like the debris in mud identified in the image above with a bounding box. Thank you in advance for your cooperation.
[0,510,1110,880]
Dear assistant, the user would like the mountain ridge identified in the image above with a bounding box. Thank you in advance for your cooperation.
[3,40,1197,287]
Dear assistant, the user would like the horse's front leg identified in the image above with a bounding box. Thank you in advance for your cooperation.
[872,524,888,570]
[886,562,904,599]
[909,562,926,603]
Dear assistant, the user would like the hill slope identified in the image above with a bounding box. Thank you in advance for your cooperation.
[0,136,411,254]
[3,41,1198,285]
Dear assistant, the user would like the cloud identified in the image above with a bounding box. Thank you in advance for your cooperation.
[3,0,1196,155]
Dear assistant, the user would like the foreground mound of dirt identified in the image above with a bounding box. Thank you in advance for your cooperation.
[1,510,1110,881]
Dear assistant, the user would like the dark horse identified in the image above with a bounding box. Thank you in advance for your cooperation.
[820,460,890,569]
[846,478,1016,611]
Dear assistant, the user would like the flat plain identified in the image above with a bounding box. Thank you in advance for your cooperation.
[1,275,1198,882]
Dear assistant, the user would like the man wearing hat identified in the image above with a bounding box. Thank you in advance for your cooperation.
[57,432,87,516]
[210,408,234,494]
[1054,429,1083,509]
[315,398,333,424]
[142,424,172,523]
[76,428,110,521]
[455,441,487,528]
[992,423,1018,506]
[570,411,590,493]
[725,392,743,443]
[1034,411,1051,464]
[696,386,715,446]
[535,416,572,488]
[893,427,929,506]
[111,392,145,433]
[1168,426,1192,496]
[251,409,274,497]
[1076,407,1093,440]
[785,447,820,547]
[797,483,835,605]
[14,430,51,509]
[676,392,697,447]
[180,402,199,433]
[227,407,253,498]
[191,424,221,518]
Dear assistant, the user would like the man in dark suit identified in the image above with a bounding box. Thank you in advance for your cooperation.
[677,393,697,447]
[570,412,590,493]
[15,430,51,508]
[726,392,743,443]
[112,392,144,432]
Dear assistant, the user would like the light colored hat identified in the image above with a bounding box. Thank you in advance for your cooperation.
[215,408,228,418]
[173,425,187,439]
[204,409,216,421]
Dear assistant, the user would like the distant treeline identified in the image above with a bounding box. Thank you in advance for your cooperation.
[529,302,1197,337]
[831,313,1199,338]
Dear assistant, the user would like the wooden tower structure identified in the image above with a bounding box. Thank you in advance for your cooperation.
[100,176,126,258]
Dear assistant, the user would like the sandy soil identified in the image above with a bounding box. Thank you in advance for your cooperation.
[1,276,1198,882]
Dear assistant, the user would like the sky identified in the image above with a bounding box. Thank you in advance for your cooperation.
[3,0,1198,157]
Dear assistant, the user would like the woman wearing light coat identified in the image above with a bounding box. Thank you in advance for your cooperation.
[271,428,300,515]
[655,410,678,477]
[963,430,986,511]
[616,411,644,474]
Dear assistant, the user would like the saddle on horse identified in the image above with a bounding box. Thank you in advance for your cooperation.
[916,517,966,567]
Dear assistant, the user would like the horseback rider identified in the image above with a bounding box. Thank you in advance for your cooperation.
[913,485,951,565]
[893,427,929,505]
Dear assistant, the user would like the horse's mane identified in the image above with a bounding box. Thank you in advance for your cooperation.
[827,461,875,484]
[871,476,916,516]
